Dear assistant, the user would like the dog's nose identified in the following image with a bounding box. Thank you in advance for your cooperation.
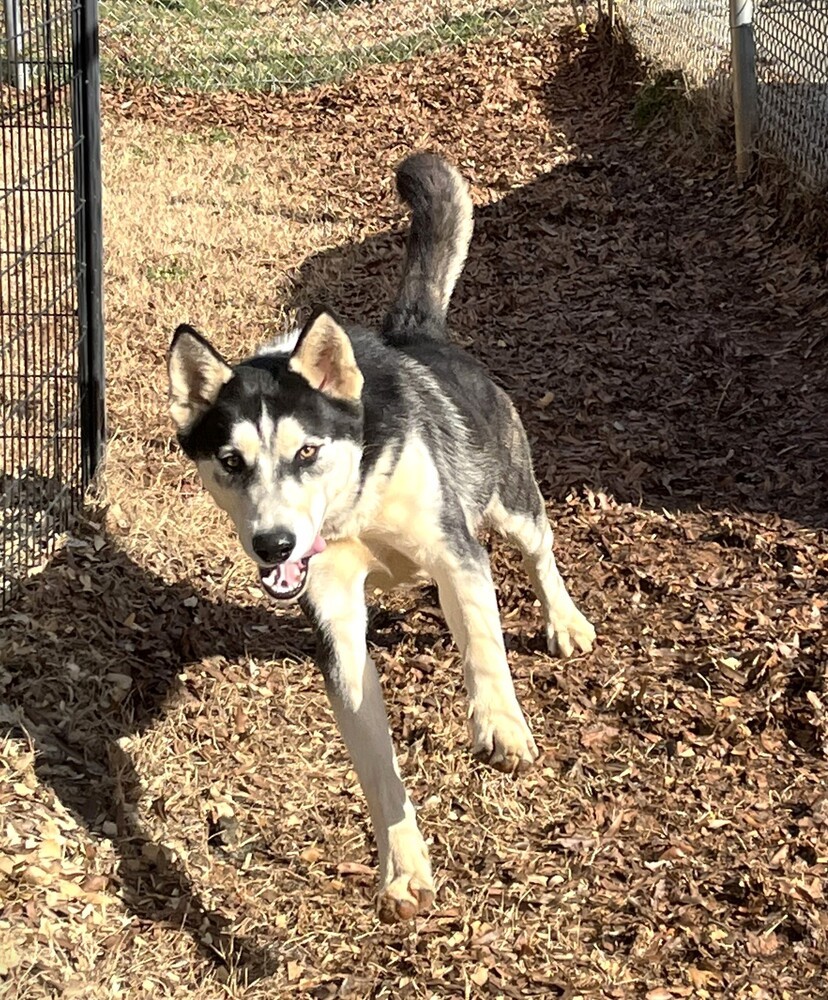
[252,530,296,564]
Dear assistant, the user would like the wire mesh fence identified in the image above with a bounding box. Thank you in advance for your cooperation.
[754,0,828,189]
[100,0,828,185]
[99,0,569,91]
[2,1,823,603]
[613,0,732,94]
[615,0,828,189]
[1,0,104,608]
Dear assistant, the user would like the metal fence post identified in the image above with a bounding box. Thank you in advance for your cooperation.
[730,0,758,182]
[3,0,31,88]
[72,0,106,486]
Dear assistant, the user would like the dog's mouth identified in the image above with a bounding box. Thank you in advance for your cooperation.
[258,535,326,601]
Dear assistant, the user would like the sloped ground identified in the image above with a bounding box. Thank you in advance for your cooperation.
[2,24,828,1000]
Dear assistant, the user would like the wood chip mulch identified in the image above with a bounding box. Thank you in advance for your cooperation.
[2,23,828,1000]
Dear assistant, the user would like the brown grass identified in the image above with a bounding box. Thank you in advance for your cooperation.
[2,25,828,1000]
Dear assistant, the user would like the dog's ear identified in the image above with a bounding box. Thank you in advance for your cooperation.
[168,324,233,432]
[288,310,363,403]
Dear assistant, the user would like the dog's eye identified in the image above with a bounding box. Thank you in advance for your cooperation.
[296,444,319,465]
[219,452,245,473]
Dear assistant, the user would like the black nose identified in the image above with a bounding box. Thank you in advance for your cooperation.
[252,530,296,564]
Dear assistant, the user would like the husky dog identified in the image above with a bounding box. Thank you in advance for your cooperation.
[167,153,595,923]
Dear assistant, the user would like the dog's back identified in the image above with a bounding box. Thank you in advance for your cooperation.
[363,154,530,531]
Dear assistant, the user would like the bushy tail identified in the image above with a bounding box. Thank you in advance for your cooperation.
[382,152,473,346]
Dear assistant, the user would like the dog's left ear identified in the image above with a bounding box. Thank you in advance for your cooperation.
[168,324,233,433]
[289,310,363,403]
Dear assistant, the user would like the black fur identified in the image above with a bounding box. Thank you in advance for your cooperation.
[177,360,363,462]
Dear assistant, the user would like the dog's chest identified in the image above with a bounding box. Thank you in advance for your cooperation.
[346,436,447,553]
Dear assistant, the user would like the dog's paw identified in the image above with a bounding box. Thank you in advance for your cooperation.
[377,873,435,924]
[547,610,596,658]
[377,829,434,924]
[470,702,539,774]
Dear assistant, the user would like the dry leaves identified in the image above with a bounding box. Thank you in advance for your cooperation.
[2,20,828,1000]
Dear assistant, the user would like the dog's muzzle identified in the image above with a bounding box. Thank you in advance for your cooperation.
[258,534,326,601]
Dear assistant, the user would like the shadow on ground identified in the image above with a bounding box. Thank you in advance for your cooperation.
[287,24,828,529]
[3,21,828,993]
[3,507,312,981]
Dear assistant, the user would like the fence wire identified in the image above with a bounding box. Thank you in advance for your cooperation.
[614,0,732,92]
[100,0,828,186]
[100,0,568,92]
[616,0,828,189]
[754,0,828,189]
[1,0,103,608]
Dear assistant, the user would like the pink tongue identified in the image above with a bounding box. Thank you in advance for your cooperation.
[308,535,326,556]
[262,536,325,593]
[275,561,302,588]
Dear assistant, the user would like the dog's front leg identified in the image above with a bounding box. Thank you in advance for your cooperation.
[430,542,539,775]
[301,540,434,923]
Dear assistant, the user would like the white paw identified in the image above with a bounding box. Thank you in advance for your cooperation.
[377,828,434,924]
[547,609,596,658]
[470,701,539,774]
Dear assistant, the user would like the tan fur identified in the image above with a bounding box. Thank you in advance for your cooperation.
[168,332,232,433]
[288,313,364,402]
[434,556,538,772]
[229,420,261,467]
[274,415,309,463]
[167,154,598,926]
[436,168,474,312]
[332,436,457,559]
[303,541,434,922]
[365,545,427,593]
[198,420,362,566]
[486,498,596,658]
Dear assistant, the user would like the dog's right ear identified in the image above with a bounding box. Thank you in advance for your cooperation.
[168,324,233,433]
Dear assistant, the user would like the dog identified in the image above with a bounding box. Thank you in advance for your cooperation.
[167,153,595,923]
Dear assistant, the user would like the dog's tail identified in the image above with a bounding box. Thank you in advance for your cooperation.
[382,152,473,346]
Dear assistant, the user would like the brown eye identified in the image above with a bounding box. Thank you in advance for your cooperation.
[296,444,319,465]
[219,452,245,473]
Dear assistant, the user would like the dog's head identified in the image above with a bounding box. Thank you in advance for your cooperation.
[167,310,364,601]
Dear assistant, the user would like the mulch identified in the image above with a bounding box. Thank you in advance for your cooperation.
[2,22,828,1000]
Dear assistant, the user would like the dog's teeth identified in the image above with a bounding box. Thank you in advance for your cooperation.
[259,555,312,602]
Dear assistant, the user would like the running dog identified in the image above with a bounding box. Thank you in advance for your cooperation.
[167,153,595,923]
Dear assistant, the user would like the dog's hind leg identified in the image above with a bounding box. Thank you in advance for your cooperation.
[300,540,434,924]
[487,481,595,659]
[427,538,539,774]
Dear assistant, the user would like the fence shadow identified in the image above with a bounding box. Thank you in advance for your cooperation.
[5,19,828,983]
[286,24,828,529]
[2,501,315,981]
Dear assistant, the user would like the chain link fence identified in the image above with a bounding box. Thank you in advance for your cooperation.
[754,1,828,188]
[613,0,732,93]
[100,0,828,187]
[100,0,568,92]
[1,0,104,608]
[615,0,828,189]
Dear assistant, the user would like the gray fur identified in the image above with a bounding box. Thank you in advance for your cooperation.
[382,152,474,346]
[168,152,595,923]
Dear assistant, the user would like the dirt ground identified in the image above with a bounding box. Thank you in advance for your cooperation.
[2,24,828,1000]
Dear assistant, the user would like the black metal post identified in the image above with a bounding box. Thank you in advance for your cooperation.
[73,0,105,487]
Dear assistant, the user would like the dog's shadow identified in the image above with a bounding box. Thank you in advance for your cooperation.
[286,28,828,531]
[3,509,318,981]
[5,22,828,979]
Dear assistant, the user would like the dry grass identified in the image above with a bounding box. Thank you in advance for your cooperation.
[100,0,560,90]
[2,25,828,999]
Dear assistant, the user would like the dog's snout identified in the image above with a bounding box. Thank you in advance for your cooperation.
[252,530,296,565]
